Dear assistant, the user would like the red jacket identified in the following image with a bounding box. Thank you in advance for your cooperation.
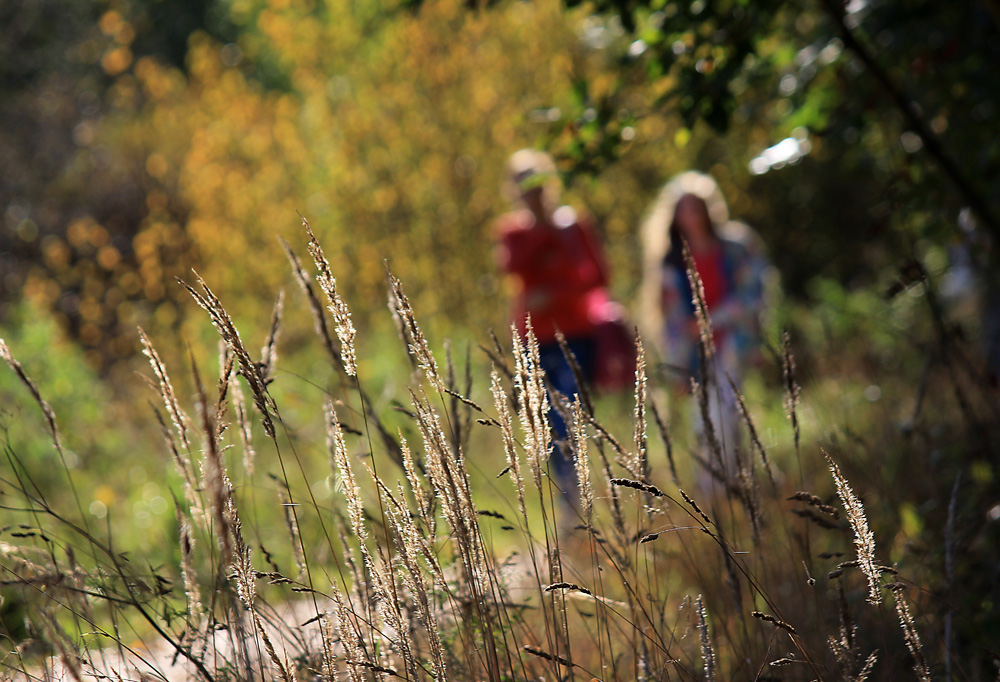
[497,206,610,343]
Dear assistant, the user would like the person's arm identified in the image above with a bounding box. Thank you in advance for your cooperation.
[493,229,514,273]
[495,218,517,274]
[714,241,761,330]
[498,221,551,277]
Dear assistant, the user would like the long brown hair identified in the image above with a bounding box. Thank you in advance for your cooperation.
[637,172,730,351]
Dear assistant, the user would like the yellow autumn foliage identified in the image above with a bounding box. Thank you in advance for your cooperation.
[118,0,684,346]
[16,0,706,371]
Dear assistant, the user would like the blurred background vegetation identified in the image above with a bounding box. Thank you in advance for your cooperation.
[2,0,999,675]
[4,0,998,372]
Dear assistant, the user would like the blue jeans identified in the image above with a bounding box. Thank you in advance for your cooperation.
[538,336,595,497]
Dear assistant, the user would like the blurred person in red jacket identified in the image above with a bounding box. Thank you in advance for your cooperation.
[495,149,611,503]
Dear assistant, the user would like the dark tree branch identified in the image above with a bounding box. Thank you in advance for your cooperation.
[819,0,1000,240]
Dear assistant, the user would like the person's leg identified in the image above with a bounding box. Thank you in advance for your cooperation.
[693,358,745,498]
[538,337,595,502]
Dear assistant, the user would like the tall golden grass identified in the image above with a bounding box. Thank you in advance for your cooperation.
[1,217,984,682]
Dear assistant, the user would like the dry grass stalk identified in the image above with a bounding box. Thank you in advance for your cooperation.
[717,528,744,610]
[856,652,879,682]
[318,613,340,681]
[277,487,307,580]
[691,374,724,485]
[5,244,962,682]
[192,353,235,566]
[231,498,298,682]
[0,542,52,589]
[695,595,716,682]
[571,397,594,522]
[0,340,98,537]
[259,289,284,384]
[214,345,235,443]
[229,364,256,477]
[682,244,727,483]
[681,241,715,362]
[285,234,405,468]
[726,374,776,490]
[751,611,796,634]
[555,329,594,416]
[368,548,418,682]
[788,491,840,518]
[399,433,432,523]
[387,268,444,393]
[522,645,574,668]
[482,328,515,389]
[0,339,64,459]
[388,276,418,373]
[409,386,508,682]
[180,271,276,439]
[679,489,713,526]
[335,524,372,628]
[892,586,930,682]
[610,478,665,497]
[793,507,841,530]
[509,324,577,674]
[829,581,877,682]
[598,441,628,553]
[945,471,961,681]
[782,330,801,461]
[253,604,298,682]
[443,339,476,453]
[586,407,631,473]
[511,322,549,494]
[631,337,649,482]
[141,329,205,524]
[650,398,679,486]
[737,468,762,542]
[152,407,202,522]
[231,500,256,612]
[303,217,357,376]
[138,328,192,455]
[366,467,422,662]
[280,235,346,372]
[825,451,880,605]
[330,577,375,682]
[545,581,592,595]
[491,368,528,521]
[368,482,439,680]
[37,614,84,682]
[174,503,204,628]
[327,401,370,552]
[409,388,484,582]
[386,482,448,680]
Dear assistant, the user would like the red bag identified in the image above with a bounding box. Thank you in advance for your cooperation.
[593,301,637,392]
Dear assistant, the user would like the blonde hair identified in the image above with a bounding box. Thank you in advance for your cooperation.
[503,148,560,205]
[637,172,730,352]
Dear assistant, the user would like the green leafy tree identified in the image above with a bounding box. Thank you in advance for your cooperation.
[560,0,1000,288]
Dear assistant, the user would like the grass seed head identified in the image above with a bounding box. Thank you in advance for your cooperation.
[826,451,880,605]
[304,217,358,376]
